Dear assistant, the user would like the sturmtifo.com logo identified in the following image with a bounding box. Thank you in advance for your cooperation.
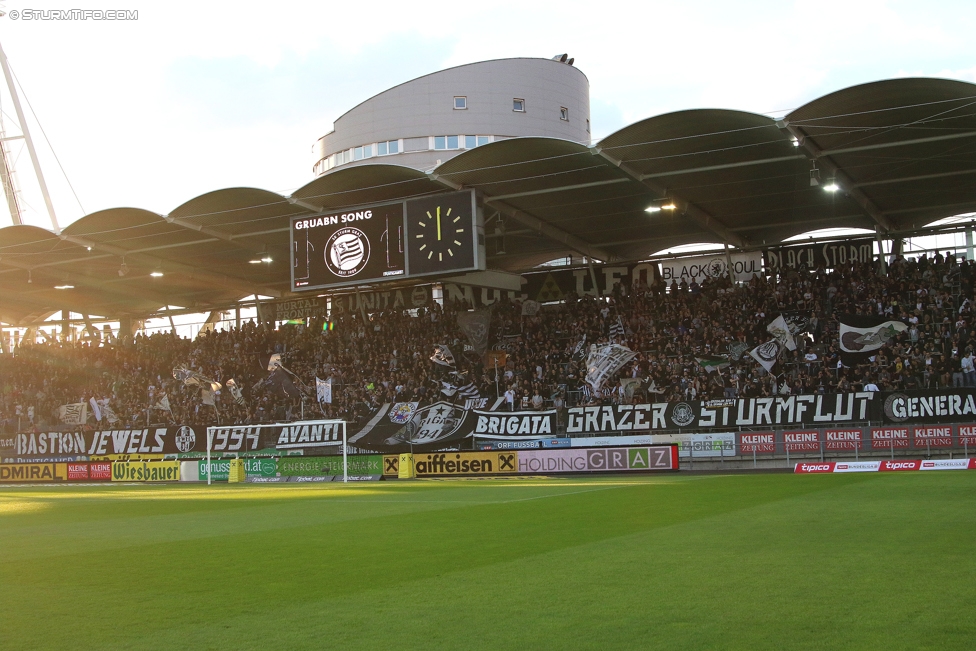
[6,9,139,20]
[325,227,370,277]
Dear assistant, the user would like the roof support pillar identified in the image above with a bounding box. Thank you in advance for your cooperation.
[590,147,746,249]
[161,214,268,254]
[777,120,894,232]
[426,172,614,262]
[58,233,283,298]
[288,196,325,213]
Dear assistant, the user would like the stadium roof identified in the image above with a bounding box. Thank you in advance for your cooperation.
[2,77,976,325]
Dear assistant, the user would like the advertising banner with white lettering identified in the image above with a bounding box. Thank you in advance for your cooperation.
[870,427,911,450]
[738,431,776,454]
[912,426,953,448]
[659,251,762,285]
[472,410,557,438]
[784,430,821,452]
[956,424,976,447]
[256,297,328,324]
[763,238,875,272]
[2,425,264,462]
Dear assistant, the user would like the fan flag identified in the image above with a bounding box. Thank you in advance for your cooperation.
[767,315,797,351]
[695,355,729,373]
[838,315,907,354]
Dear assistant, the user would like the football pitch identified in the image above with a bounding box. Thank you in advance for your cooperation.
[1,472,974,650]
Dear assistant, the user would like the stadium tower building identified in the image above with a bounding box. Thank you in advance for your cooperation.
[312,56,590,176]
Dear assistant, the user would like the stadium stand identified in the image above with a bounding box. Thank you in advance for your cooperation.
[2,251,974,433]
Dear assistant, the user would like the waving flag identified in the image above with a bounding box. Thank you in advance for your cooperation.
[316,377,333,404]
[430,344,456,367]
[225,379,246,407]
[749,339,782,374]
[767,315,796,351]
[609,316,625,341]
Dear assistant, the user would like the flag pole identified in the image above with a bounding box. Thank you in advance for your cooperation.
[494,356,500,399]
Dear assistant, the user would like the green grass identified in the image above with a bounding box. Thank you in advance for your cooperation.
[1,472,974,650]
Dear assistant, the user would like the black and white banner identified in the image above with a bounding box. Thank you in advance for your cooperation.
[472,410,557,437]
[763,238,875,272]
[12,389,976,461]
[659,251,762,285]
[585,343,637,390]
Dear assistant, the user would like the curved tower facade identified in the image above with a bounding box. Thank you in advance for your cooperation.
[313,57,590,176]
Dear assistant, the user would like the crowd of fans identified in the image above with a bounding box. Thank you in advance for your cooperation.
[2,249,976,434]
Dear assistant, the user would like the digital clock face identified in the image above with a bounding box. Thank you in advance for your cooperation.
[405,192,478,276]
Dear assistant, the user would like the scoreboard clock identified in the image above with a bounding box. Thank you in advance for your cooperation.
[404,191,480,277]
[290,189,483,291]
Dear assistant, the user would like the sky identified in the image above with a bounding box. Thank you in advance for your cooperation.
[0,0,974,231]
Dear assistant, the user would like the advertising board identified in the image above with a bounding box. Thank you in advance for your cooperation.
[912,426,953,448]
[824,429,863,451]
[674,433,735,458]
[517,446,677,474]
[879,460,923,471]
[111,461,180,482]
[784,430,820,453]
[794,462,836,474]
[920,459,974,470]
[956,424,976,447]
[278,456,381,477]
[64,462,112,481]
[738,432,775,454]
[870,427,910,450]
[833,461,881,473]
[412,451,517,476]
[197,458,278,481]
[0,463,62,482]
[797,459,975,473]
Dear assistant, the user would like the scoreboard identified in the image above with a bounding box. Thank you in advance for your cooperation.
[291,190,483,291]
